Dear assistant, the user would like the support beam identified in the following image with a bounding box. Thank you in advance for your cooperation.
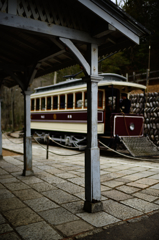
[84,44,103,212]
[3,69,25,90]
[23,91,33,176]
[0,99,3,160]
[60,38,90,76]
[84,75,103,213]
[0,12,100,45]
[28,62,42,87]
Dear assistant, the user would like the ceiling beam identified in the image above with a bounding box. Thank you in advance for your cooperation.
[92,23,116,38]
[39,50,66,63]
[50,37,65,50]
[35,59,76,79]
[77,0,140,44]
[0,12,101,45]
[0,48,22,63]
[51,57,62,64]
[0,39,31,56]
[0,64,26,72]
[107,36,117,45]
[3,69,25,90]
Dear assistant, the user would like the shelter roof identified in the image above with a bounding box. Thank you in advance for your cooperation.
[0,0,150,88]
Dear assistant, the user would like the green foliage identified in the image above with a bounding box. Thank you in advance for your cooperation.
[43,1,159,80]
[35,1,159,84]
[123,0,159,72]
[99,52,130,74]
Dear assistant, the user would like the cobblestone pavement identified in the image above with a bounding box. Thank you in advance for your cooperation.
[1,135,159,239]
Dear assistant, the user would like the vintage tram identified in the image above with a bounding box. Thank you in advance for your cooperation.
[30,73,146,148]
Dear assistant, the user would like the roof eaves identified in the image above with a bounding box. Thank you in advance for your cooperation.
[91,0,151,36]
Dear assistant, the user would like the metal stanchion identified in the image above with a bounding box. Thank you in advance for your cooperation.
[44,134,49,159]
[46,136,49,159]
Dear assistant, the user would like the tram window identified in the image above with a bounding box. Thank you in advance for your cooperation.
[53,96,58,109]
[36,98,40,111]
[108,96,116,111]
[31,99,34,111]
[98,91,103,108]
[60,95,65,109]
[47,96,51,110]
[76,92,82,108]
[84,92,87,108]
[41,97,45,110]
[67,94,73,108]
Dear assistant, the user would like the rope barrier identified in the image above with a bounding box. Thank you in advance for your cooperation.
[35,135,159,161]
[2,132,158,161]
[33,136,84,157]
[99,140,159,161]
[3,132,23,144]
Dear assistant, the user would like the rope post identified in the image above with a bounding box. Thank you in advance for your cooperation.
[45,134,49,159]
[46,137,49,159]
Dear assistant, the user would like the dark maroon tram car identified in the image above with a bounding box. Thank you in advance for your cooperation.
[30,73,146,147]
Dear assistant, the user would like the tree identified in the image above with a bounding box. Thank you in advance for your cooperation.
[123,0,159,72]
[99,52,130,75]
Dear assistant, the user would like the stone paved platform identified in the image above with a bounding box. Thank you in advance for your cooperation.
[1,135,159,239]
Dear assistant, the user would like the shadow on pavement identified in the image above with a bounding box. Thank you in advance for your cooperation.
[80,211,159,240]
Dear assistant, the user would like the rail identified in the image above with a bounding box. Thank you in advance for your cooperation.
[3,132,23,144]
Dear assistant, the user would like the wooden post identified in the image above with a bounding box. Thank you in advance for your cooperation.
[23,91,34,176]
[84,44,103,213]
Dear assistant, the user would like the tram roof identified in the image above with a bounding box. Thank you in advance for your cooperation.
[99,80,146,91]
[33,73,146,95]
[34,73,126,93]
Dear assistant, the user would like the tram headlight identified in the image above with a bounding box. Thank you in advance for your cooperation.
[129,123,135,131]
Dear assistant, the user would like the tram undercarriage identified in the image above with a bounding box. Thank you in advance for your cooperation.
[32,130,159,158]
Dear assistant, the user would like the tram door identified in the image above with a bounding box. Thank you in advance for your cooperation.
[105,87,120,136]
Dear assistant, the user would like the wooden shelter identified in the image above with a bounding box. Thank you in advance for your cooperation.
[0,0,149,212]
